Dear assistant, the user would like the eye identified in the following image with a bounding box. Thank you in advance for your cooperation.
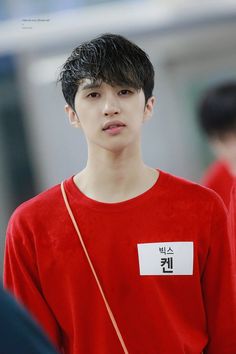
[87,92,100,98]
[119,89,133,96]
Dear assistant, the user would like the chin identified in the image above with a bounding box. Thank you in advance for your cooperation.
[102,141,131,154]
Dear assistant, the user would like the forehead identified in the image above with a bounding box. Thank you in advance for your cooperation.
[78,78,102,92]
[78,78,139,92]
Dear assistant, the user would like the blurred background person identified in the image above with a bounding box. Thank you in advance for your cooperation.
[197,82,236,208]
[228,181,236,241]
[0,282,59,354]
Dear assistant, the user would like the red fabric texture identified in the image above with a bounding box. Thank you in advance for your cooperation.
[4,170,236,354]
[228,182,236,257]
[201,160,234,209]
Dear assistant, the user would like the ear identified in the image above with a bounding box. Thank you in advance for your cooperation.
[65,104,80,128]
[143,96,155,122]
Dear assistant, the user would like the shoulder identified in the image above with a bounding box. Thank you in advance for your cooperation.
[7,180,67,234]
[159,169,226,212]
[14,183,60,215]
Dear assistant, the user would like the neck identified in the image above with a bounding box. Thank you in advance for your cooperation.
[74,143,158,203]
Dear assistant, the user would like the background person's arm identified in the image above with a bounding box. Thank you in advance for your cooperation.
[0,283,59,354]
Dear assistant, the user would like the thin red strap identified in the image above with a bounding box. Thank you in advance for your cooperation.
[60,181,129,354]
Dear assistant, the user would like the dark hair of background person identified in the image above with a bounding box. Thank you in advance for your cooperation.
[197,82,236,139]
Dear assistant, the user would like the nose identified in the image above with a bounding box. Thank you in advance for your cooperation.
[103,94,121,117]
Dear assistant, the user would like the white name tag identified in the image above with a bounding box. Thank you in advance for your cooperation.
[137,242,193,276]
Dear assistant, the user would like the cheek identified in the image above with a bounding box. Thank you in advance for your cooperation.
[227,144,236,158]
[127,99,145,117]
[78,115,100,138]
[76,106,95,124]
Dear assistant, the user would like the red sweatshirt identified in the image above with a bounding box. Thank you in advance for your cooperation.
[4,170,236,354]
[201,160,234,209]
[228,181,236,256]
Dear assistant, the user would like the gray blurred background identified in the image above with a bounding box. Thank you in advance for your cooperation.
[1,0,236,274]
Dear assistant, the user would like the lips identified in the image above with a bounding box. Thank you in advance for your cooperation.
[102,120,126,131]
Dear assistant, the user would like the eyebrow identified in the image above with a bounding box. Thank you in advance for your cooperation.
[79,82,101,91]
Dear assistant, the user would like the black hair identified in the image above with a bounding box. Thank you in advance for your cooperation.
[58,33,154,110]
[198,82,236,138]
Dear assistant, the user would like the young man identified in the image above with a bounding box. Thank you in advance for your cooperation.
[0,283,59,354]
[4,33,236,354]
[197,82,236,208]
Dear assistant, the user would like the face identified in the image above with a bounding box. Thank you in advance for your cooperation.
[65,80,155,153]
[211,132,236,166]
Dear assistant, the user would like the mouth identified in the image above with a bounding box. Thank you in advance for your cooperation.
[102,121,126,131]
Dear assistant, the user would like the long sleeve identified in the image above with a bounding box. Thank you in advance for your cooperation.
[202,196,236,353]
[4,211,63,352]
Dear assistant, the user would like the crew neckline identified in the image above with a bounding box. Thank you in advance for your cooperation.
[64,169,169,211]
